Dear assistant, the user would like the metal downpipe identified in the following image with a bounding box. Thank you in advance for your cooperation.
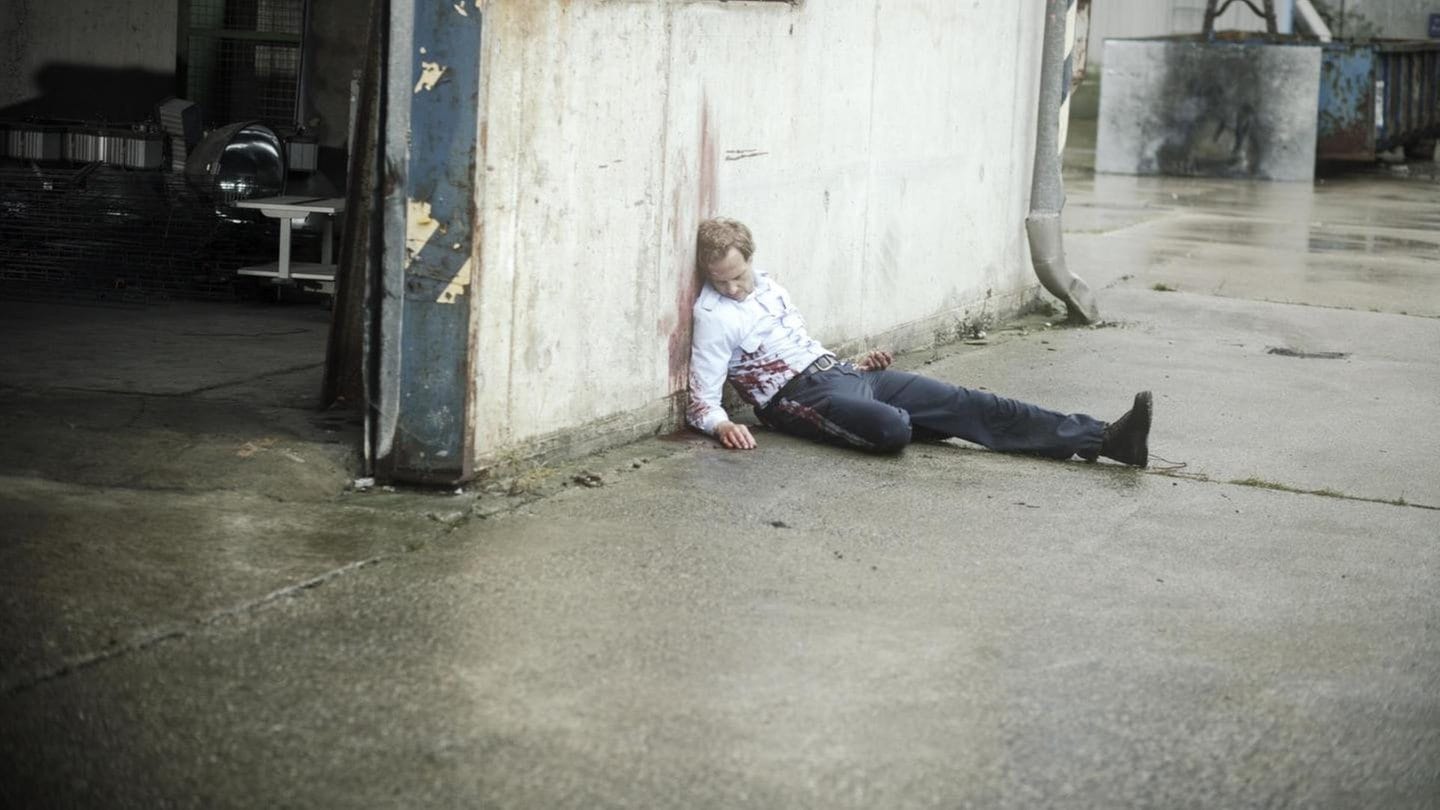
[1026,0,1099,324]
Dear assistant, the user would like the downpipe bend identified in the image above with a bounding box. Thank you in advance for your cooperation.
[1026,212,1096,323]
[1027,0,1099,324]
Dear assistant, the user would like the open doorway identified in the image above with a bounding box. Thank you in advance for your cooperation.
[0,0,371,492]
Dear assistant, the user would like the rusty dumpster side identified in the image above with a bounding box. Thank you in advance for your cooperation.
[1319,41,1440,160]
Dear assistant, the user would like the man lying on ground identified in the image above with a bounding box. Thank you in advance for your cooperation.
[686,217,1151,466]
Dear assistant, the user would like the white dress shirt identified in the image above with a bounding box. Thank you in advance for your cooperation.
[686,271,831,435]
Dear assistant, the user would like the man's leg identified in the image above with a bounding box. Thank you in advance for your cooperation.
[760,368,912,453]
[865,369,1103,460]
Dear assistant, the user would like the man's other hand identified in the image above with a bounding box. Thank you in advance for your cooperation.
[856,350,893,371]
[717,421,757,450]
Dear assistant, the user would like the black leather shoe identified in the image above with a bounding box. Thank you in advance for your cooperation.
[1099,391,1152,467]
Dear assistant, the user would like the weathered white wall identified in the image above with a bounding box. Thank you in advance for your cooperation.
[470,0,1048,463]
[0,0,177,112]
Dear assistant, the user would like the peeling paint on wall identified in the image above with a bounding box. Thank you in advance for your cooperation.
[380,0,482,483]
[414,61,447,93]
[405,199,439,267]
[437,257,473,304]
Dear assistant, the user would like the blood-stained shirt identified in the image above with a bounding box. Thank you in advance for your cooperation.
[686,271,831,435]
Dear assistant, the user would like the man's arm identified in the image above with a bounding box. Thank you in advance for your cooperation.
[687,309,757,449]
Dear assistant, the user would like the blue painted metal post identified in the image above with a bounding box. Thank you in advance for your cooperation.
[376,0,481,484]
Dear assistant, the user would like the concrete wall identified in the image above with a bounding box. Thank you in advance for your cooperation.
[469,0,1048,463]
[1340,0,1438,38]
[0,0,178,120]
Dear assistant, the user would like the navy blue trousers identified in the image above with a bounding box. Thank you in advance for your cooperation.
[757,364,1104,458]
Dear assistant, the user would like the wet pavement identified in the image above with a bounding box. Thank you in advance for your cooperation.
[2,124,1438,807]
[1064,155,1440,317]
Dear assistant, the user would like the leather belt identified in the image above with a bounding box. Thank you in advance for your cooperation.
[800,354,837,375]
[764,354,838,411]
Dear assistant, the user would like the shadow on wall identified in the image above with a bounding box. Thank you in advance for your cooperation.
[0,64,176,123]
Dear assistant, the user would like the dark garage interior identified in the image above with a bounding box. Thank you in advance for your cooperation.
[1,0,373,482]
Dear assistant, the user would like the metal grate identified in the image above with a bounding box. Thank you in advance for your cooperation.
[189,0,303,35]
[0,165,317,303]
[184,0,305,128]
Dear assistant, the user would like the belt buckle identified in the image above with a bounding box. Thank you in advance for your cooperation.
[813,354,836,373]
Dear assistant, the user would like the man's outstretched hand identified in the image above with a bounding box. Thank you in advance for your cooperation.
[717,421,757,450]
[856,350,894,371]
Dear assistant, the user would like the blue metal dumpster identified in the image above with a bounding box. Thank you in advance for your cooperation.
[1318,41,1440,160]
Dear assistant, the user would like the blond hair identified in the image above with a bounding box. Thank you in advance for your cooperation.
[696,218,755,269]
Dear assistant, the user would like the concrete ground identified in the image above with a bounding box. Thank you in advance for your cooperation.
[2,127,1438,807]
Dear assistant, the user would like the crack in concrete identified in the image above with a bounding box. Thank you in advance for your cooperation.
[5,430,1429,701]
[1147,467,1438,511]
[43,362,327,399]
[0,557,389,698]
[1235,297,1440,319]
[1,474,355,503]
[0,487,495,698]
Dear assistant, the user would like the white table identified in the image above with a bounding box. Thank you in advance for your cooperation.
[234,196,346,286]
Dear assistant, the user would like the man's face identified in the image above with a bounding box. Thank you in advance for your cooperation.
[704,247,756,302]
